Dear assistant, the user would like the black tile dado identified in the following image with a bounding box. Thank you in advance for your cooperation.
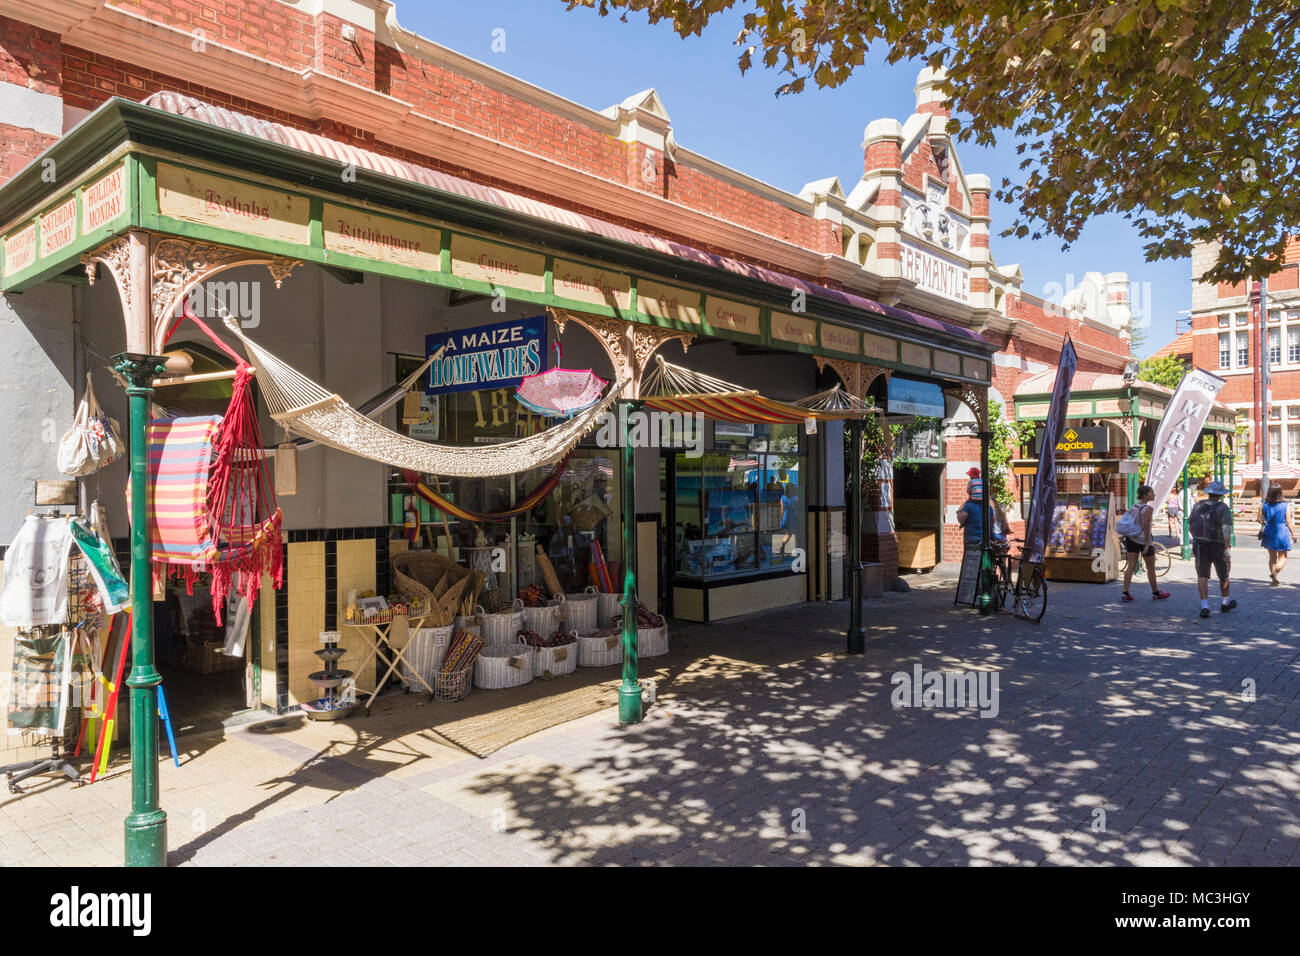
[324,539,337,631]
[274,542,290,713]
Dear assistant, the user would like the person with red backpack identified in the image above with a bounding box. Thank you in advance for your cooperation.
[1189,481,1235,618]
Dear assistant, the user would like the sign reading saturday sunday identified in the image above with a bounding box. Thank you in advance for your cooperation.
[425,317,547,396]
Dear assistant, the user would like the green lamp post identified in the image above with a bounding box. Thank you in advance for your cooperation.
[618,399,642,725]
[113,351,169,867]
[846,417,865,652]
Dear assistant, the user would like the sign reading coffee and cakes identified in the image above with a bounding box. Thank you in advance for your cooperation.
[770,311,817,347]
[156,163,311,244]
[554,258,632,310]
[636,279,701,325]
[449,234,545,294]
[323,203,442,273]
[820,323,861,355]
[704,296,760,337]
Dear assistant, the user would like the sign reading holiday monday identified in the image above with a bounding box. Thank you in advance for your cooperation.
[425,317,547,395]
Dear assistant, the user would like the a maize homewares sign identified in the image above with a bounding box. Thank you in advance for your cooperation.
[425,316,547,396]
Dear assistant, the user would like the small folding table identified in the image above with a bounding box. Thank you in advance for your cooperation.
[341,615,433,715]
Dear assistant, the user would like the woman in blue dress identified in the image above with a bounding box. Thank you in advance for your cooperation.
[1260,485,1294,585]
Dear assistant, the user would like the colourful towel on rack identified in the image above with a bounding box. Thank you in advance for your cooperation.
[146,415,222,567]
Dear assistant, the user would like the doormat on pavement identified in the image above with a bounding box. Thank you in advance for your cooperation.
[429,680,621,758]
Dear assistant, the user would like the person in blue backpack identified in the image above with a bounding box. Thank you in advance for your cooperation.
[1189,481,1235,618]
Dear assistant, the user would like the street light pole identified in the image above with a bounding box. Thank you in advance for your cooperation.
[846,417,865,653]
[1260,276,1271,502]
[113,351,169,867]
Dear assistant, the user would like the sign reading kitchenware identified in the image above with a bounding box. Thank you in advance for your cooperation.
[900,241,970,304]
[425,316,547,396]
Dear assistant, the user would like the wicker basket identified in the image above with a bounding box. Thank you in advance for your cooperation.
[596,592,621,627]
[390,551,485,626]
[577,632,622,667]
[474,637,535,689]
[521,602,559,635]
[454,605,485,638]
[433,664,474,702]
[637,624,669,658]
[482,598,524,645]
[532,632,579,678]
[563,587,599,632]
[401,625,452,688]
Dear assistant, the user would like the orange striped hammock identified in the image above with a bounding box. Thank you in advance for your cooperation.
[642,390,866,424]
[402,456,570,522]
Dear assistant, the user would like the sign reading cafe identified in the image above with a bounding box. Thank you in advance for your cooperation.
[425,317,547,396]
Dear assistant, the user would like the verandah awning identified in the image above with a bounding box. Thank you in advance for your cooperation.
[643,392,863,424]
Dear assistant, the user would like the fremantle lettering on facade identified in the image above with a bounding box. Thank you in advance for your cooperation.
[901,242,970,303]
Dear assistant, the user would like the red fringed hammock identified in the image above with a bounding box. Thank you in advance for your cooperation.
[402,456,570,522]
[156,305,284,623]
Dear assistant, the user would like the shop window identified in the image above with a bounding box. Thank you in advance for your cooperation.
[674,448,805,580]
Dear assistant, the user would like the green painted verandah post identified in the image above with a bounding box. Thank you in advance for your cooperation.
[1181,462,1191,560]
[618,399,643,725]
[114,351,169,867]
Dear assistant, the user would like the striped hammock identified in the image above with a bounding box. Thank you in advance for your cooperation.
[401,456,570,522]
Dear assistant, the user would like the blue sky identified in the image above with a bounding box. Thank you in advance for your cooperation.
[399,2,1186,356]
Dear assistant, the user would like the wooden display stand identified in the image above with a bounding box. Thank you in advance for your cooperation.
[1042,492,1119,583]
[896,530,938,570]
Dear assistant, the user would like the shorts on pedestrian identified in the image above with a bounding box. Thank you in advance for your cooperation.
[1124,537,1151,556]
[1193,540,1228,581]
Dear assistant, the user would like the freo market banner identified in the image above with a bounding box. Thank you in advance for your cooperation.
[425,316,546,395]
[1024,337,1078,564]
[1146,367,1227,506]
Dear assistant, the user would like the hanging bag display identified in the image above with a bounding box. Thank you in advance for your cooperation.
[57,372,123,477]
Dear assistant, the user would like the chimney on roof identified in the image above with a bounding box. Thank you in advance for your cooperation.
[915,66,951,119]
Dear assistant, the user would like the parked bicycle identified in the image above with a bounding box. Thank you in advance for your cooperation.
[989,538,1048,622]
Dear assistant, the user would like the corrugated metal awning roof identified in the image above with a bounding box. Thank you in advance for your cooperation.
[140,91,985,347]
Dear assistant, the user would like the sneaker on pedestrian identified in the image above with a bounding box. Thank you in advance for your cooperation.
[1121,592,1135,602]
[1199,607,1210,618]
[1220,599,1238,613]
[1152,590,1171,600]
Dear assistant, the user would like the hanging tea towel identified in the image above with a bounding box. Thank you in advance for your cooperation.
[0,514,74,627]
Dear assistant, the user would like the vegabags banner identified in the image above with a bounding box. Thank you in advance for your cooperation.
[1146,368,1227,506]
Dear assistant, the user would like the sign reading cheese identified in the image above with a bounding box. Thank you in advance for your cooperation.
[771,311,817,346]
[449,234,545,294]
[323,203,441,273]
[156,163,310,244]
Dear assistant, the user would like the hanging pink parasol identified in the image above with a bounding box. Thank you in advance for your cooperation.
[515,367,610,418]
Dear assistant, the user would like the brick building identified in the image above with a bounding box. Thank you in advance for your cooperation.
[0,0,1138,757]
[1173,239,1300,490]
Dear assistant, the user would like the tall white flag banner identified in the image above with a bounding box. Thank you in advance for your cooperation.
[1146,368,1227,507]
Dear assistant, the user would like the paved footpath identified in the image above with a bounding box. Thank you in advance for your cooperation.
[2,541,1297,867]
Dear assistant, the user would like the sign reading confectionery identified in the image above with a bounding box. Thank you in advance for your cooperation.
[553,258,632,310]
[323,203,442,274]
[901,241,970,304]
[425,316,547,396]
[156,162,311,244]
[449,234,546,294]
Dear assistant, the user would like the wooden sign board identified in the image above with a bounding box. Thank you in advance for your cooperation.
[35,479,76,506]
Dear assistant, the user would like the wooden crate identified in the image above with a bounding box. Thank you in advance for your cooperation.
[897,530,938,570]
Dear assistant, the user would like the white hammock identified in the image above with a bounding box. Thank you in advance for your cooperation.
[222,316,627,478]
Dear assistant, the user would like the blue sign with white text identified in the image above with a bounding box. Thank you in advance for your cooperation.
[887,376,946,418]
[425,317,547,395]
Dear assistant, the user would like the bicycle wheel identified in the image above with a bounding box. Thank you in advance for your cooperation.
[1016,567,1048,622]
[1151,542,1172,578]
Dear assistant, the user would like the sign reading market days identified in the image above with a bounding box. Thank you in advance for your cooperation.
[425,317,547,396]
